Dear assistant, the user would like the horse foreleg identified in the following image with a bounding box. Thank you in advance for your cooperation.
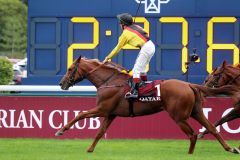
[198,106,240,139]
[87,115,116,152]
[176,120,197,154]
[55,108,103,136]
[192,112,240,154]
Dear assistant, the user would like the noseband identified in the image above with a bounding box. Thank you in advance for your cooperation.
[206,67,240,87]
[67,62,85,87]
[67,62,119,87]
[228,72,240,85]
[206,68,225,88]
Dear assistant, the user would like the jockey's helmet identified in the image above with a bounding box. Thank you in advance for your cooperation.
[117,13,133,26]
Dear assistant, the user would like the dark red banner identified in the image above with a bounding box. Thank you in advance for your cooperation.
[0,96,239,139]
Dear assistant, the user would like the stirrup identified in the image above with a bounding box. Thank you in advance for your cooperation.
[125,91,138,99]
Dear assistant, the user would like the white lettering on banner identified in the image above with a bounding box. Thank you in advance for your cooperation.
[48,110,101,130]
[29,110,43,128]
[63,110,69,126]
[89,117,100,129]
[199,108,219,132]
[73,111,87,129]
[0,109,8,127]
[0,109,43,128]
[49,110,62,129]
[199,107,240,134]
[222,108,240,134]
[1,107,238,133]
[9,110,16,128]
[16,110,28,128]
[0,109,100,130]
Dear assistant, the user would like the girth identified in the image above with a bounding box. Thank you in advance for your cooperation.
[128,99,136,117]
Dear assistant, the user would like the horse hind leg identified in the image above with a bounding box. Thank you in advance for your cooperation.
[55,108,104,136]
[192,111,240,154]
[176,120,197,154]
[198,106,240,139]
[87,115,116,152]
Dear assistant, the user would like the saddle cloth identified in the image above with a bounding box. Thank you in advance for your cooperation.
[125,80,163,102]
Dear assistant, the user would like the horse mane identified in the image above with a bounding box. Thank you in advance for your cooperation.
[104,61,129,74]
[233,63,240,69]
[82,57,129,75]
[229,64,240,72]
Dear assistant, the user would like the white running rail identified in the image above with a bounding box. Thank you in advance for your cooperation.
[0,85,97,92]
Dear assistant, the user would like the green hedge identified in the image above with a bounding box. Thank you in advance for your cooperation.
[0,57,13,85]
[0,0,27,58]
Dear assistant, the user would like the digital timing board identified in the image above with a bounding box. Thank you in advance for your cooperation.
[26,0,240,85]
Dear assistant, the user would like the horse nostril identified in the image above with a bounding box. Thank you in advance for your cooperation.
[59,82,63,86]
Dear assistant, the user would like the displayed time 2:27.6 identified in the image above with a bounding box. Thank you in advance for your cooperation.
[30,17,240,74]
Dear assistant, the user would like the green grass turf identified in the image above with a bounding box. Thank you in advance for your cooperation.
[0,139,239,160]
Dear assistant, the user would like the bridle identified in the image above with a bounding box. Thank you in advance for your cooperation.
[228,71,240,85]
[206,66,240,87]
[67,61,125,88]
[205,67,226,88]
[66,62,85,87]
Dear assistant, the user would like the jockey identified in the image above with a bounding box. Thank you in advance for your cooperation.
[104,13,155,99]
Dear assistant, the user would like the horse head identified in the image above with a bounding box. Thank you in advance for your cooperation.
[59,55,130,90]
[204,60,235,88]
[59,56,85,90]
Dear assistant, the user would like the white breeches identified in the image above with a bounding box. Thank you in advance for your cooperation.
[132,40,155,78]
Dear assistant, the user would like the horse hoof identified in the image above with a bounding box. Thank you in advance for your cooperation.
[87,148,94,153]
[229,147,240,154]
[233,147,240,154]
[197,133,204,139]
[55,130,64,136]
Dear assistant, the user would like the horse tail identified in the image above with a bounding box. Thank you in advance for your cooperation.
[189,84,237,96]
[189,84,204,116]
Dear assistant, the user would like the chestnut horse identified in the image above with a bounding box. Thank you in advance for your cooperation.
[196,61,240,138]
[56,56,238,154]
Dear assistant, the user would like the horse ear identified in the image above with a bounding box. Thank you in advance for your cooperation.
[221,60,227,67]
[75,56,81,64]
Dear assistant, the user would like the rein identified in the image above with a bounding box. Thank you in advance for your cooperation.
[85,63,104,78]
[227,72,240,85]
[207,68,225,87]
[98,84,125,89]
[208,66,240,87]
[82,62,127,89]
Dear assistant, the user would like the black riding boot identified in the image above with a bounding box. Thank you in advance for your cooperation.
[125,81,139,99]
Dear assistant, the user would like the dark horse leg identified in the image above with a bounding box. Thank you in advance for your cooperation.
[87,115,116,152]
[175,120,197,154]
[198,106,240,139]
[189,86,239,154]
[192,110,240,153]
[55,107,104,136]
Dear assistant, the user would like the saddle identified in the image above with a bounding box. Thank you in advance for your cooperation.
[125,78,163,102]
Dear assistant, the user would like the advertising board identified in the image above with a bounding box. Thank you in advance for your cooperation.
[0,96,239,139]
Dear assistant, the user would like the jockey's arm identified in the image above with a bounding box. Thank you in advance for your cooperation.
[105,32,128,60]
